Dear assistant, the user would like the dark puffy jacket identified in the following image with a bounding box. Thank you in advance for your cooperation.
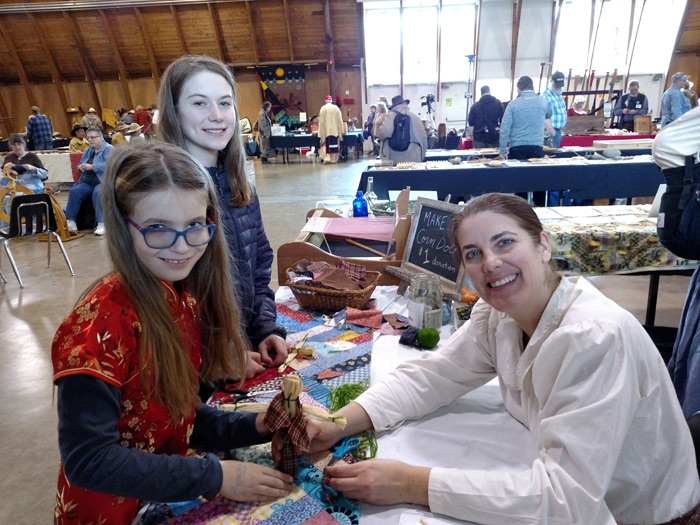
[207,167,286,348]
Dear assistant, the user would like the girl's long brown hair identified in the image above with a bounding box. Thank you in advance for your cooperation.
[101,142,247,420]
[157,54,252,208]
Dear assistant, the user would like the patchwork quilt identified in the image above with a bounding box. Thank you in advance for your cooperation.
[159,298,374,525]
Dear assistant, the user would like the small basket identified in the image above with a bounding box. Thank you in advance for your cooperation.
[285,266,381,311]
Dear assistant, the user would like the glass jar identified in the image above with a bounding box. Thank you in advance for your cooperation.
[408,273,443,331]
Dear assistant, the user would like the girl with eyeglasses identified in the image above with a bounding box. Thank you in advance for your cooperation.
[158,55,288,381]
[52,143,292,524]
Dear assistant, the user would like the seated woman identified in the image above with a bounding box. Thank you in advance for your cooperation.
[2,133,48,193]
[308,193,700,524]
[567,95,587,117]
[435,122,447,149]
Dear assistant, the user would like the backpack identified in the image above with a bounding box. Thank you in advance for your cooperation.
[388,112,412,152]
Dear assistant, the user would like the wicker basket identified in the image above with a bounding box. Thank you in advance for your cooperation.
[285,266,381,311]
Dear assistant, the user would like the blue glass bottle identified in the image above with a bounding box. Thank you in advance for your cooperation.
[352,190,368,217]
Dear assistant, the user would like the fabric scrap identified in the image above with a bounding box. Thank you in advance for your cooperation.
[383,313,409,330]
[316,369,348,380]
[338,260,367,281]
[346,307,383,329]
[316,269,363,291]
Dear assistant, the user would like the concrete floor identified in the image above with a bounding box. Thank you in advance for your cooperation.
[0,153,691,523]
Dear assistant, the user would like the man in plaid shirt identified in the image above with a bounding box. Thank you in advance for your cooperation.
[26,106,54,150]
[132,105,153,137]
[542,71,567,148]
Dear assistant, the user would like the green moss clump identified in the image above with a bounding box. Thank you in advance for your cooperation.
[417,327,440,349]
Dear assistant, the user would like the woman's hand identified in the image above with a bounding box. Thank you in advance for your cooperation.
[325,459,430,507]
[257,335,288,367]
[304,418,345,454]
[245,351,264,378]
[219,460,293,502]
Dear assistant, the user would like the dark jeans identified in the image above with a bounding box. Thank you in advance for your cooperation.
[509,146,547,205]
[473,139,499,149]
[508,145,543,160]
[65,172,103,223]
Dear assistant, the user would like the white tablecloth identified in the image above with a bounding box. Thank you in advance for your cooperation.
[276,286,537,525]
[35,151,74,183]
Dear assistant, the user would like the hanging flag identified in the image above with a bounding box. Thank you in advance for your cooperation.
[255,66,307,125]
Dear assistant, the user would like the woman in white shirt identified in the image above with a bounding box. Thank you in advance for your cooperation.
[308,193,700,524]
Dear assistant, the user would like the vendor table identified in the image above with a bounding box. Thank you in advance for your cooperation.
[459,133,655,150]
[166,286,532,525]
[32,151,82,183]
[270,132,365,163]
[426,147,651,161]
[359,157,663,204]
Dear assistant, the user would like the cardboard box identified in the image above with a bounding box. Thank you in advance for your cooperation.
[634,115,651,134]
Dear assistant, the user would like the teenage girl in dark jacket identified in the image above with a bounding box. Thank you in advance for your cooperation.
[158,55,288,377]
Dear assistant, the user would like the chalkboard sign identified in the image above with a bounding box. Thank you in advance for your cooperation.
[402,197,464,292]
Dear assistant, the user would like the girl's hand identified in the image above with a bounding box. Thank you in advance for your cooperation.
[21,163,36,172]
[258,335,288,366]
[245,350,264,378]
[325,459,430,507]
[219,460,293,502]
[3,162,15,170]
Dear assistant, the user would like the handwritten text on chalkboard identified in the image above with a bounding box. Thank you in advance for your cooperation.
[406,200,462,283]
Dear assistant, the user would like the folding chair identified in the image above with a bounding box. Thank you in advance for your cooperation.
[0,193,75,288]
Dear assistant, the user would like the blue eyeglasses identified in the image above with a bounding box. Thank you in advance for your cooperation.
[128,218,216,249]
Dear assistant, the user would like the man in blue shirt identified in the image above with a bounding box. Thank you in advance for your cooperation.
[661,72,692,127]
[26,106,54,150]
[499,76,554,160]
[542,71,567,148]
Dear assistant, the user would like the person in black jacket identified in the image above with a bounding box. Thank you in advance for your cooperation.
[468,86,504,148]
[158,55,288,379]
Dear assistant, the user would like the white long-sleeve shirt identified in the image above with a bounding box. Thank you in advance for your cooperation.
[357,276,700,524]
[652,105,700,169]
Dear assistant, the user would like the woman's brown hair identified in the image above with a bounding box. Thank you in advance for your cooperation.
[157,54,251,208]
[101,142,247,419]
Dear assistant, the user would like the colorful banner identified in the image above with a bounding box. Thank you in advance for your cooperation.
[256,66,307,124]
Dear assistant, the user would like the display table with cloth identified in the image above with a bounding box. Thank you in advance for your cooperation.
[359,156,663,204]
[426,146,652,161]
[164,286,534,525]
[32,151,83,183]
[459,133,655,150]
[270,133,364,163]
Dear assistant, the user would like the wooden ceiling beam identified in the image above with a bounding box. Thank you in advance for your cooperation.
[0,93,12,136]
[99,9,134,110]
[133,7,160,86]
[324,0,336,100]
[208,4,225,62]
[171,5,189,55]
[26,12,73,131]
[0,25,37,109]
[282,0,295,63]
[245,1,260,65]
[63,11,102,117]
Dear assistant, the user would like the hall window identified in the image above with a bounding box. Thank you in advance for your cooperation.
[552,0,687,77]
[364,0,477,86]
